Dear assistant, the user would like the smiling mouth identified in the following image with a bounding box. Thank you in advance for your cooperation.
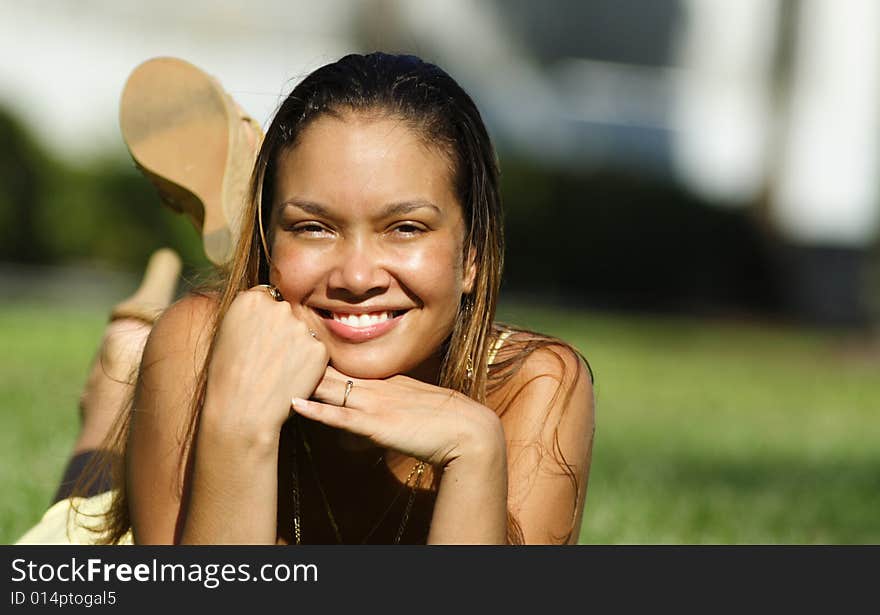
[314,308,408,329]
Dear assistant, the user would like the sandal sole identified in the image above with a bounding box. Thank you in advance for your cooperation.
[120,57,254,265]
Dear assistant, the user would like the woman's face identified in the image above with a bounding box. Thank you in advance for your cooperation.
[269,112,475,380]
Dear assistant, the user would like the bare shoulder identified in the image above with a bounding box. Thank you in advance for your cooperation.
[128,292,219,544]
[512,335,589,385]
[489,328,594,426]
[129,292,218,488]
[136,292,219,415]
[489,327,596,544]
[141,292,218,367]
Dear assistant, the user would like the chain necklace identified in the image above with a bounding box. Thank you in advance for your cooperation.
[289,417,427,544]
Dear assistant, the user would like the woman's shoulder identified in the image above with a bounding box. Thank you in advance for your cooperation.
[487,323,594,421]
[154,290,218,332]
[133,292,221,427]
[489,323,592,385]
[141,291,220,366]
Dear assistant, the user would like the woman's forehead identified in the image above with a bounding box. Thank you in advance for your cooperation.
[273,114,459,215]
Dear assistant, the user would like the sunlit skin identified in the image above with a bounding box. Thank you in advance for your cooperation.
[128,110,591,546]
[268,112,475,382]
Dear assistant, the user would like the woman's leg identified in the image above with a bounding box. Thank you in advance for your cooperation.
[52,248,181,502]
[51,57,261,502]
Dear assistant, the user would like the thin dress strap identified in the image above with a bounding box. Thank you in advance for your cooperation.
[487,329,513,366]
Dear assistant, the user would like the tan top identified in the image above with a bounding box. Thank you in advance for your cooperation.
[16,491,133,545]
[488,328,512,366]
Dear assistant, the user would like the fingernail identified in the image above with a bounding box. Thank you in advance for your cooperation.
[291,397,309,411]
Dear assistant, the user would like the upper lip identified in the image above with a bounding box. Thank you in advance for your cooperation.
[311,305,410,315]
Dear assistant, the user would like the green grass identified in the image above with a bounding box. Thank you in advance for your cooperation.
[497,304,880,544]
[2,301,878,543]
[0,303,106,543]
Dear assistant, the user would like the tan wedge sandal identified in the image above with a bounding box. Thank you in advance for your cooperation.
[119,57,263,266]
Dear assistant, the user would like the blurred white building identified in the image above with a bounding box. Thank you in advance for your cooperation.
[0,0,668,165]
[0,0,360,158]
[673,0,880,323]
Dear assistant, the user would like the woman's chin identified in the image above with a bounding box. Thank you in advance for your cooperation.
[331,362,399,379]
[329,351,440,382]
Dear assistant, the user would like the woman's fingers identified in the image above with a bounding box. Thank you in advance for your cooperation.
[250,283,284,302]
[291,397,370,435]
[313,367,366,407]
[305,365,501,467]
[205,283,329,435]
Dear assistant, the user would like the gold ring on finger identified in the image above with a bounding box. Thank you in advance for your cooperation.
[342,380,354,407]
[256,284,283,302]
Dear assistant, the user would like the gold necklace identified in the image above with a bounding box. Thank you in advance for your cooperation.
[290,417,427,544]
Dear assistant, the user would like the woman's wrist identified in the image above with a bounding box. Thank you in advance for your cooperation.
[200,396,283,457]
[428,413,508,545]
[183,401,283,544]
[445,406,506,471]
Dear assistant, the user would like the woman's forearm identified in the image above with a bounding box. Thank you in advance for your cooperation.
[179,414,281,544]
[427,426,509,545]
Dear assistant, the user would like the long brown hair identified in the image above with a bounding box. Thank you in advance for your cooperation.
[85,53,589,544]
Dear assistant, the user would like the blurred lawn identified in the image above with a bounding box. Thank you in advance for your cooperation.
[496,304,880,544]
[2,301,878,544]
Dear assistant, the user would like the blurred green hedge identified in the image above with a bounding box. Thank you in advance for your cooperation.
[0,106,209,273]
[0,103,778,311]
[499,156,779,314]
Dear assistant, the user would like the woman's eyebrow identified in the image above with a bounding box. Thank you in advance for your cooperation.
[380,200,442,217]
[281,199,442,218]
[281,199,331,217]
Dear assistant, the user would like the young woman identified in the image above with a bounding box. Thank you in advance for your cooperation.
[25,52,595,545]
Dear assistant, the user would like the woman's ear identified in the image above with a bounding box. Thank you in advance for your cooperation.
[463,245,477,294]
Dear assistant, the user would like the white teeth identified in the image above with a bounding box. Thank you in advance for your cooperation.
[331,311,392,328]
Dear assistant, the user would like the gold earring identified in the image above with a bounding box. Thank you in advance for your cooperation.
[461,300,474,382]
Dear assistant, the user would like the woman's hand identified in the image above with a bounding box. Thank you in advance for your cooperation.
[203,286,329,441]
[293,366,505,467]
[297,365,509,543]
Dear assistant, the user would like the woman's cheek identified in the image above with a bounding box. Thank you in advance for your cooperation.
[270,244,320,288]
[403,238,462,285]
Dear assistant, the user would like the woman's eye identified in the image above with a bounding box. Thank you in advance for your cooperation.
[390,223,425,237]
[291,223,331,236]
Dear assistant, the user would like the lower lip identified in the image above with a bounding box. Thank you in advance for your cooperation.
[319,311,405,342]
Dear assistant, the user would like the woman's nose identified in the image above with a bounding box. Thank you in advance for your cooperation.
[327,238,391,297]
